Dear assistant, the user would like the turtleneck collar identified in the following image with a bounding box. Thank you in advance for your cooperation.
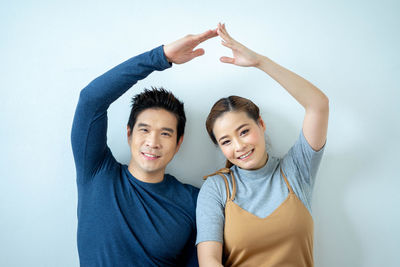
[232,155,279,181]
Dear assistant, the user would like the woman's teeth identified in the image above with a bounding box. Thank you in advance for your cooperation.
[239,150,252,159]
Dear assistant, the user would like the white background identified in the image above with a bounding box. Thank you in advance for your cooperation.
[1,0,399,266]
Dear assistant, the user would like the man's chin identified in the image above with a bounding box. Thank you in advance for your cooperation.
[141,165,165,176]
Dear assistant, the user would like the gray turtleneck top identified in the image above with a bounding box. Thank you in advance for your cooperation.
[196,130,325,245]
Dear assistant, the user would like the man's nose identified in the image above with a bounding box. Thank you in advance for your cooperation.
[145,132,161,148]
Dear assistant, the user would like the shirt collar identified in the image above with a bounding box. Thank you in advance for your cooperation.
[232,155,279,181]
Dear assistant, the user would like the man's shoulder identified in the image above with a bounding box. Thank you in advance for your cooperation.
[76,149,121,186]
[165,174,199,195]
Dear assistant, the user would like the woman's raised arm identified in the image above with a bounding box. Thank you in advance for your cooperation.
[217,23,329,151]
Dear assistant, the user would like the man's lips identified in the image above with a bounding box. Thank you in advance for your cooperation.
[141,152,160,160]
[237,149,254,160]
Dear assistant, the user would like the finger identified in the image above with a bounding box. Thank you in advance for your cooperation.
[220,23,232,39]
[221,40,233,49]
[220,56,235,64]
[195,29,218,43]
[217,23,227,37]
[217,24,231,42]
[192,48,205,58]
[217,22,226,34]
[217,29,230,43]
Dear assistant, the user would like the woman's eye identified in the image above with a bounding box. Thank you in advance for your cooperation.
[221,140,230,146]
[240,129,249,136]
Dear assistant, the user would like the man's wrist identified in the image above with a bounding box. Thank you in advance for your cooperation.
[162,44,173,64]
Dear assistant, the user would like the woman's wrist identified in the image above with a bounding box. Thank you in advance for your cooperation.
[254,54,268,69]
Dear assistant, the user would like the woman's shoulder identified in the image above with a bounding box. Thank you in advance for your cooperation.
[199,169,232,200]
[202,170,230,188]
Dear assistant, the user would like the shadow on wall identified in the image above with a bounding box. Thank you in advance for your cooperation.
[313,151,364,267]
[263,106,364,266]
[167,108,221,188]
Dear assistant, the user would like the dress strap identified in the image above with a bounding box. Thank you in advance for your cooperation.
[204,168,236,202]
[280,168,294,194]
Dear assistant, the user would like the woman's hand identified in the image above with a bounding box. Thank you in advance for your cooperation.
[217,23,261,67]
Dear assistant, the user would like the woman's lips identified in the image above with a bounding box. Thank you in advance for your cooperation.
[237,149,254,160]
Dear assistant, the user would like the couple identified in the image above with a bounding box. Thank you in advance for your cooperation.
[71,23,328,267]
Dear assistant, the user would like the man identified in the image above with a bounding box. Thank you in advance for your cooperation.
[71,29,217,266]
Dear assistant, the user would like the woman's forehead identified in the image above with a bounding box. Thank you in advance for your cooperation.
[213,111,256,133]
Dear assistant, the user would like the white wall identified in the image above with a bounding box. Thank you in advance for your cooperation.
[1,0,399,266]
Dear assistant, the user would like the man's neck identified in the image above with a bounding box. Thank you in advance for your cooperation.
[127,164,165,184]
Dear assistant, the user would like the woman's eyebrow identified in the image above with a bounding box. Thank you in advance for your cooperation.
[218,124,249,142]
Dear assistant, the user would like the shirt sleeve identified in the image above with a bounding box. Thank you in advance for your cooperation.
[71,46,171,183]
[282,129,325,186]
[281,129,326,211]
[196,176,227,245]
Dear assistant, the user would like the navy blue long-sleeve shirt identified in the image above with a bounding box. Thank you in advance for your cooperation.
[71,46,199,267]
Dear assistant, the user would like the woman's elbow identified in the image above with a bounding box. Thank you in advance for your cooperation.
[312,93,329,113]
[320,94,329,113]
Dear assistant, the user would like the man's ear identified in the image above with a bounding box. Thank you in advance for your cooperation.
[175,135,184,154]
[258,117,266,132]
[127,125,132,145]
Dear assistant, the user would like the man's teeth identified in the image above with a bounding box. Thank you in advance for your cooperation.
[239,150,252,159]
[144,153,157,158]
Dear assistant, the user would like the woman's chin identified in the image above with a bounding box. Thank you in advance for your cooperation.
[234,157,267,170]
[235,161,257,170]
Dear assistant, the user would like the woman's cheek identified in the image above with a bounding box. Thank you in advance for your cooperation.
[221,146,233,160]
[248,131,263,144]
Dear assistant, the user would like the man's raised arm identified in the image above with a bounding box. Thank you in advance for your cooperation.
[71,29,217,183]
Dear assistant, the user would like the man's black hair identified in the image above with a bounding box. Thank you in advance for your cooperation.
[127,87,186,143]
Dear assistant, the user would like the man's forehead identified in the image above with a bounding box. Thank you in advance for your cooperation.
[135,108,178,130]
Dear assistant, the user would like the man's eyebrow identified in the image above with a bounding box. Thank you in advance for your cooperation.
[161,127,174,133]
[137,123,149,128]
[137,123,174,133]
[218,124,249,143]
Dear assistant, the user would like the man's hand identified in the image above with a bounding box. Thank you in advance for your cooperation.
[163,29,218,64]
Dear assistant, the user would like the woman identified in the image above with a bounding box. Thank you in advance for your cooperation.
[196,23,329,267]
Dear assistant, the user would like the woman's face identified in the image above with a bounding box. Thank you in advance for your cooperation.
[212,111,268,170]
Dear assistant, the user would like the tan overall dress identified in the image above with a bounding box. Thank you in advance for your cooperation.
[206,168,314,267]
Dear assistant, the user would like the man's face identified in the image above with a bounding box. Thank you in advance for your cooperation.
[127,108,182,182]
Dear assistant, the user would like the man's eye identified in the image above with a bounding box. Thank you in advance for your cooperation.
[139,128,148,132]
[161,132,171,137]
